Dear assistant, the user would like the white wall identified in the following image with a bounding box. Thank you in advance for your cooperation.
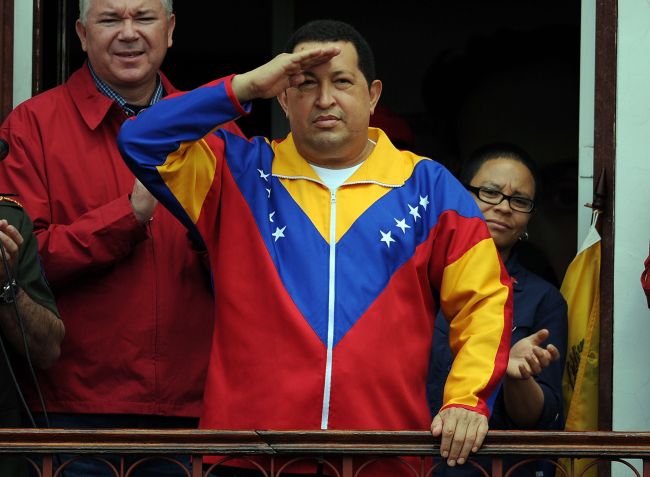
[613,0,650,433]
[578,1,595,247]
[579,0,650,438]
[12,0,33,106]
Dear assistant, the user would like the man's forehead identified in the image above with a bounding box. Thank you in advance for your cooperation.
[294,40,360,74]
[89,0,163,14]
[293,40,356,54]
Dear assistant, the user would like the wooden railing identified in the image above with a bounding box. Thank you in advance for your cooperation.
[1,429,649,476]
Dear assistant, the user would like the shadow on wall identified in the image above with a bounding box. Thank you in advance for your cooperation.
[421,25,580,283]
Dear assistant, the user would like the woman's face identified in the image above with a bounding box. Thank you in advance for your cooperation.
[469,158,536,260]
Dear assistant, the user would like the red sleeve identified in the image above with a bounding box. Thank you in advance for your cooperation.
[429,211,512,417]
[38,195,149,285]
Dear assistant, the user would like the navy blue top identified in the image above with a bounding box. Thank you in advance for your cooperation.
[428,249,568,477]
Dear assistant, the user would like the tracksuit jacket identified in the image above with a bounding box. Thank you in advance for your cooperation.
[118,75,512,440]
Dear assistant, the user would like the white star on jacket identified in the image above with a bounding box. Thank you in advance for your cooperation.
[394,218,410,234]
[272,226,286,242]
[408,204,421,222]
[258,169,270,181]
[380,230,396,248]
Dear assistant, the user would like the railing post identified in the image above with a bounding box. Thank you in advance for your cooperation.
[342,456,353,477]
[191,454,203,477]
[43,454,53,477]
[643,458,650,477]
[492,455,503,477]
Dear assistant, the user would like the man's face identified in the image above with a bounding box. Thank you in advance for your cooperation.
[75,0,175,96]
[278,41,382,167]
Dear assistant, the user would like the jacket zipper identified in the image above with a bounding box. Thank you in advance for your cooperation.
[321,188,337,429]
[273,172,401,429]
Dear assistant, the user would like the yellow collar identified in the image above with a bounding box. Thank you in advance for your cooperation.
[272,128,416,188]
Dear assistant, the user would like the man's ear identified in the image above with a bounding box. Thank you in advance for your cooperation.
[277,90,290,119]
[167,14,176,48]
[368,79,383,115]
[75,20,88,52]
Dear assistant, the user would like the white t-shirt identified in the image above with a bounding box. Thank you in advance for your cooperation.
[310,162,364,191]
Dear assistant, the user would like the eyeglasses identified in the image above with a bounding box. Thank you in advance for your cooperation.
[465,185,535,213]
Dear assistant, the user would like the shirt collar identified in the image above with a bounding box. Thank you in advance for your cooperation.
[88,62,164,117]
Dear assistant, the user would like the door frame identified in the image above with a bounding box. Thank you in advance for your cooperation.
[0,0,618,430]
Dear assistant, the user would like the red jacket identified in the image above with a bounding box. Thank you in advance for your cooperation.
[0,65,243,416]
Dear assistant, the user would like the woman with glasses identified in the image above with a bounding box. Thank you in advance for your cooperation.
[428,144,568,477]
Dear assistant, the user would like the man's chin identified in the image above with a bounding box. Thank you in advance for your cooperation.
[308,130,345,146]
[111,70,158,89]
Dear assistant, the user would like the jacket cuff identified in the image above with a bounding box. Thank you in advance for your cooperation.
[98,195,150,247]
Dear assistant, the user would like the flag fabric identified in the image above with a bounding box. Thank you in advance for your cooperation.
[559,210,601,476]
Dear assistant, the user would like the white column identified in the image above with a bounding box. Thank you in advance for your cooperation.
[12,0,33,107]
[613,0,650,431]
[578,0,595,247]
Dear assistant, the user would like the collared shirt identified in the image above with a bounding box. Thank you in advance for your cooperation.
[88,62,164,116]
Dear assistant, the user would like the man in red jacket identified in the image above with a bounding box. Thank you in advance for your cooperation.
[0,1,242,475]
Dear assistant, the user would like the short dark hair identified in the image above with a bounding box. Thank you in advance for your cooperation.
[460,143,540,199]
[284,19,376,87]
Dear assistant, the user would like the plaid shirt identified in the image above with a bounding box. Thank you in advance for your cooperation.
[88,62,164,117]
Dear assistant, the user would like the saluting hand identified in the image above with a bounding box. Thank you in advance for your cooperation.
[231,46,341,103]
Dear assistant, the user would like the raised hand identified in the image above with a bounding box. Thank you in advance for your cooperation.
[507,328,560,380]
[231,46,341,102]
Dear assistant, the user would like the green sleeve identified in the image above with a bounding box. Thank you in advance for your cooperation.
[1,204,59,317]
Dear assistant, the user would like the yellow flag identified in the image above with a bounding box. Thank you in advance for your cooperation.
[559,211,601,476]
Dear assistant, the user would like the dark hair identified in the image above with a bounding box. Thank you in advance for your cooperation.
[284,19,376,87]
[459,143,540,199]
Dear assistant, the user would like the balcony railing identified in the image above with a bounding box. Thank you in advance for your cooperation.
[0,429,649,477]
